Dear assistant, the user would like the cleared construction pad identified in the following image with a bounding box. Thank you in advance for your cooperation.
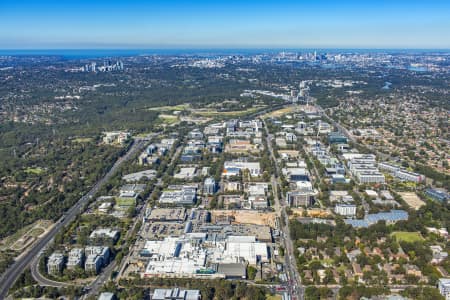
[398,192,425,210]
[211,210,277,227]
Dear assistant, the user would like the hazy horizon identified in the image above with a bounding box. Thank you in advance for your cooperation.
[1,0,450,49]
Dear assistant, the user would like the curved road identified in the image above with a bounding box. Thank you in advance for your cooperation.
[30,255,73,288]
[0,107,286,298]
[0,138,150,299]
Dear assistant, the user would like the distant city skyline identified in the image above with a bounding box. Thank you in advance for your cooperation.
[1,0,450,49]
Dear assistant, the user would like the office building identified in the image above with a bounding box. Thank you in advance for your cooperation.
[159,186,197,205]
[85,246,110,264]
[378,162,425,183]
[287,191,315,207]
[396,170,425,183]
[335,204,357,217]
[426,188,449,203]
[328,132,348,144]
[204,177,217,194]
[283,168,309,182]
[329,190,352,202]
[85,254,103,274]
[152,288,201,300]
[438,278,450,300]
[357,171,386,184]
[345,210,408,228]
[347,154,385,184]
[98,292,116,300]
[331,174,347,184]
[89,228,120,244]
[223,161,261,177]
[47,252,65,275]
[67,248,85,270]
[102,131,130,145]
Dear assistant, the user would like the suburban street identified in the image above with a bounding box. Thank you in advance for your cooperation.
[0,138,150,299]
[0,103,440,299]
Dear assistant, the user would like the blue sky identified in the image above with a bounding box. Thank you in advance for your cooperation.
[0,0,449,49]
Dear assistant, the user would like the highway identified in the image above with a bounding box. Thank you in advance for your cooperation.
[0,137,149,299]
[0,102,430,299]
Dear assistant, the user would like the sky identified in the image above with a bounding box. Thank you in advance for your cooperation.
[0,0,449,49]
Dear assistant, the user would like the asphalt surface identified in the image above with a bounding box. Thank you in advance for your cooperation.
[264,120,305,300]
[84,261,117,297]
[30,254,72,288]
[85,140,184,297]
[0,105,418,299]
[318,107,391,161]
[0,138,149,299]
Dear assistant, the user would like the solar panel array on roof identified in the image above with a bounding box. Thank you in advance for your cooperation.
[345,210,408,228]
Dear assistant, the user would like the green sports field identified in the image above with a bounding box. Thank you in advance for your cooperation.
[391,231,424,243]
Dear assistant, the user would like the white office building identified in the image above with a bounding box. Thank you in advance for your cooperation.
[378,162,425,183]
[47,252,65,275]
[378,162,400,173]
[209,236,269,266]
[335,204,357,217]
[438,278,450,300]
[67,248,84,270]
[159,186,197,205]
[347,154,385,184]
[223,161,261,177]
[152,288,201,300]
[85,254,103,274]
[85,246,109,257]
[89,228,120,243]
[356,171,386,184]
[204,177,217,194]
[396,170,425,183]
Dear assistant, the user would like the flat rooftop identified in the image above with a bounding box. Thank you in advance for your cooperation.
[147,208,187,222]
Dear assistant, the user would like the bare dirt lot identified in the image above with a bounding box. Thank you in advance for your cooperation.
[211,210,277,227]
[398,192,425,210]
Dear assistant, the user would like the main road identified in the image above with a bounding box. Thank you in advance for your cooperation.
[263,119,304,300]
[0,137,151,299]
[317,106,391,161]
[85,140,184,297]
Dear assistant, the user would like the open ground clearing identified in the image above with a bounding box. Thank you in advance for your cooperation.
[398,192,425,210]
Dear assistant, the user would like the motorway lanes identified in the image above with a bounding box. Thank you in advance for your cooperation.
[0,138,150,299]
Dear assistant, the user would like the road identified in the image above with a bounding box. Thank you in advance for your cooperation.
[84,261,117,297]
[0,137,150,299]
[317,106,391,162]
[30,253,72,288]
[263,119,305,300]
[115,145,183,282]
[85,141,184,297]
[301,145,324,208]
